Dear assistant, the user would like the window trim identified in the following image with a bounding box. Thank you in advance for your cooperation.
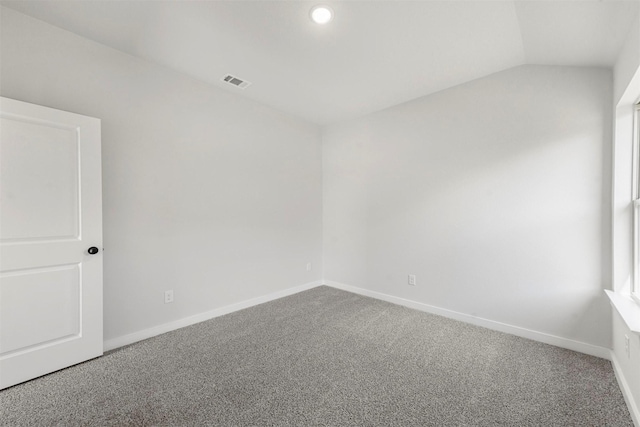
[631,103,640,303]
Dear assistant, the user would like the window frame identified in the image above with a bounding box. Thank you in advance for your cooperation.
[632,103,640,303]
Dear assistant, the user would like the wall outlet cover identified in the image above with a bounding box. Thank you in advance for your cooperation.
[164,290,174,304]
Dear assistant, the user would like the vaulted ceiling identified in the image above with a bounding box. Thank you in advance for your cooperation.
[3,1,639,125]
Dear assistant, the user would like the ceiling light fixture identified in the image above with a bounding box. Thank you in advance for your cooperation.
[310,5,333,25]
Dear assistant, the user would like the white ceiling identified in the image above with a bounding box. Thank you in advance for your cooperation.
[2,1,639,125]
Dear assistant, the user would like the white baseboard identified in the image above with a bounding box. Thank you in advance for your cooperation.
[105,279,610,360]
[103,280,324,352]
[323,281,611,360]
[611,351,640,427]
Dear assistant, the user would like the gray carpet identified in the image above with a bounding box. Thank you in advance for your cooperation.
[0,286,632,426]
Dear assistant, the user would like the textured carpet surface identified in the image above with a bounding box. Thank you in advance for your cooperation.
[0,286,632,426]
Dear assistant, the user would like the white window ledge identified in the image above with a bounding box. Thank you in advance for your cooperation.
[606,290,640,335]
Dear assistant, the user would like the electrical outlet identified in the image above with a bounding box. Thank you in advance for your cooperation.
[164,290,174,304]
[625,334,630,358]
[306,262,312,272]
[408,274,416,286]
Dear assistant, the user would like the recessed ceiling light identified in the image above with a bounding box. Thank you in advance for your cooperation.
[310,5,333,25]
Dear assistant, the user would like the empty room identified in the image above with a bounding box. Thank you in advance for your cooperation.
[1,0,640,425]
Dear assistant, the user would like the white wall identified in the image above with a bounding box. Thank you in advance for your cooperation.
[0,8,323,342]
[612,312,640,425]
[612,12,640,295]
[614,14,640,106]
[324,65,613,349]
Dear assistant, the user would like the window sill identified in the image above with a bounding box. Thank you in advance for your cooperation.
[606,290,640,335]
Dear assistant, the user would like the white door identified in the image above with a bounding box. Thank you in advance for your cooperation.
[0,97,103,389]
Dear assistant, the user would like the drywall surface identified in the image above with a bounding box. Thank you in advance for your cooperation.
[614,11,640,105]
[324,65,612,348]
[612,312,640,425]
[1,8,323,342]
[612,9,640,295]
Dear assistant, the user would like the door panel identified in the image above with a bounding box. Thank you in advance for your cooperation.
[1,264,80,355]
[0,97,102,389]
[0,116,79,241]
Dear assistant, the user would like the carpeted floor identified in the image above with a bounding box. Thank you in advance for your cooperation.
[0,286,633,426]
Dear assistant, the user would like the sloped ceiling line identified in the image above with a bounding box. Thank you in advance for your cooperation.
[1,1,638,125]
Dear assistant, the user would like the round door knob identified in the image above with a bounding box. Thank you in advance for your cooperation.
[87,247,99,255]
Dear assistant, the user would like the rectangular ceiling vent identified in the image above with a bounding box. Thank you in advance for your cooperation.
[221,74,251,89]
